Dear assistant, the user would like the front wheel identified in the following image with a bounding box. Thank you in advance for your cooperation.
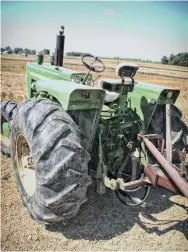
[4,99,92,224]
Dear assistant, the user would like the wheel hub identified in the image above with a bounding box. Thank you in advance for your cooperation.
[16,134,36,197]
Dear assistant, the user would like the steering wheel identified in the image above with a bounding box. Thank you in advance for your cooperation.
[82,54,105,73]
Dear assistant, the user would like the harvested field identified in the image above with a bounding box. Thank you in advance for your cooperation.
[2,54,188,79]
[1,55,188,251]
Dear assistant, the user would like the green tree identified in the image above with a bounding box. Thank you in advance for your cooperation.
[5,46,12,52]
[19,48,24,53]
[169,54,174,62]
[14,47,21,54]
[161,56,169,64]
[43,49,50,55]
[162,52,188,67]
[30,50,36,55]
[24,48,30,55]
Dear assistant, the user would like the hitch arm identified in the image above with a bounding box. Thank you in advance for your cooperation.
[138,134,188,198]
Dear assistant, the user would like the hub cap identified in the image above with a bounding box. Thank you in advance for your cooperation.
[16,134,36,197]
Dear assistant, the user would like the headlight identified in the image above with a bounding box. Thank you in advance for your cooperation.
[166,91,173,98]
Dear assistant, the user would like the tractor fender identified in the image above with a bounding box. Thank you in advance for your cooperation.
[128,81,180,130]
[34,80,105,111]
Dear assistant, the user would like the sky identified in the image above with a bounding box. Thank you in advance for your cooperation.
[1,1,188,61]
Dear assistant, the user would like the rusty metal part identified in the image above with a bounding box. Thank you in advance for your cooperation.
[138,134,163,140]
[137,134,165,156]
[102,174,151,191]
[144,164,159,187]
[138,134,188,198]
[144,163,178,193]
[180,162,188,180]
[159,138,165,155]
[163,150,187,163]
[166,104,172,163]
[117,177,151,191]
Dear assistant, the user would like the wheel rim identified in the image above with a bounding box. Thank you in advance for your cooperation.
[16,134,36,197]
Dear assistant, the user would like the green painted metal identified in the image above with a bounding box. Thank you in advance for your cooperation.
[35,80,105,110]
[128,81,180,129]
[96,124,107,194]
[20,25,188,205]
[25,54,182,200]
[26,61,105,153]
[2,122,10,137]
[50,54,54,65]
[36,54,44,65]
[26,62,92,98]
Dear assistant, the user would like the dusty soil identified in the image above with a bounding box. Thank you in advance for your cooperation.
[1,58,188,251]
[1,155,188,251]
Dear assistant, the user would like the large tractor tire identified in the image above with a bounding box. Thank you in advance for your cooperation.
[2,99,92,224]
[1,101,17,156]
[150,104,188,163]
[170,105,188,152]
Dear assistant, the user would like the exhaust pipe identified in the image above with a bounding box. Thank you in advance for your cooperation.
[54,26,65,67]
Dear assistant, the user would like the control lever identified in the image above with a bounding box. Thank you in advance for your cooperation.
[93,75,101,83]
[82,69,91,85]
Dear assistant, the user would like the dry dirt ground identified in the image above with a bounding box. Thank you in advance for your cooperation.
[1,56,188,251]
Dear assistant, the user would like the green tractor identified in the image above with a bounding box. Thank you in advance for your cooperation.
[1,26,188,224]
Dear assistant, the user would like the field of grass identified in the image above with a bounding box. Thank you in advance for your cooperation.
[2,54,188,77]
[1,54,188,251]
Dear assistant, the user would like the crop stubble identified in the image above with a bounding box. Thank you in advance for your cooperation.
[1,56,188,251]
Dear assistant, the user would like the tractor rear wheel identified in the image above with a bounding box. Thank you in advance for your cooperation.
[5,99,92,224]
[171,105,188,152]
[150,104,188,163]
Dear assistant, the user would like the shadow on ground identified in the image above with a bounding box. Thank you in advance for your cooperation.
[46,183,188,240]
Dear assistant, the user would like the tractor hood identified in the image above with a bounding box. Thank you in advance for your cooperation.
[27,62,89,81]
[35,80,105,111]
[26,62,92,98]
[128,81,180,129]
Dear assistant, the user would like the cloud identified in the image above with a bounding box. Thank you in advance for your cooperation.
[104,8,116,15]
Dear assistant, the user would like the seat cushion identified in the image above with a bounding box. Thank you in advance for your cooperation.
[105,90,119,103]
[98,78,122,88]
[98,78,133,88]
[98,78,121,103]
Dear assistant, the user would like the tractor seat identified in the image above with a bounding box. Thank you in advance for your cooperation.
[98,78,132,103]
[98,78,120,103]
[104,90,119,103]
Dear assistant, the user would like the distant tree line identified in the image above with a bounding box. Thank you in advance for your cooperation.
[161,53,188,67]
[1,46,50,55]
[66,52,92,57]
[114,57,153,62]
